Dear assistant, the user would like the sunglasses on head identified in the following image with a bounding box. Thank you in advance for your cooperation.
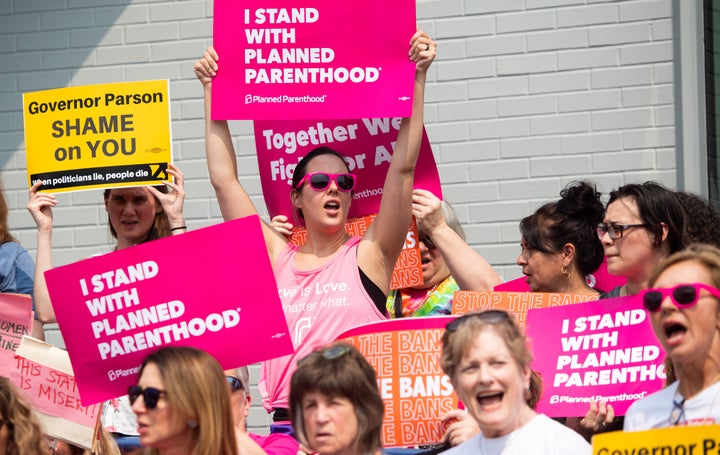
[128,385,166,409]
[641,283,720,312]
[419,232,436,249]
[295,172,356,192]
[298,344,351,366]
[226,376,244,393]
[446,309,511,332]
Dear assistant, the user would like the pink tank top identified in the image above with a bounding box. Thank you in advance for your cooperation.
[259,236,386,411]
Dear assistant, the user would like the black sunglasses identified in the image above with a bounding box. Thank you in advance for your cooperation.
[295,172,356,192]
[446,309,511,332]
[641,283,720,312]
[226,376,244,393]
[419,232,436,249]
[128,385,167,409]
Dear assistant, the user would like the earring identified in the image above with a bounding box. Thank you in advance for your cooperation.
[187,420,198,428]
[560,265,569,275]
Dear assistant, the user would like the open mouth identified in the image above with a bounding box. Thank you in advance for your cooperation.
[476,391,503,407]
[664,322,687,342]
[324,201,340,211]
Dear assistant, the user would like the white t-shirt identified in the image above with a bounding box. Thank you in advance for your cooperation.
[443,414,591,455]
[624,380,720,431]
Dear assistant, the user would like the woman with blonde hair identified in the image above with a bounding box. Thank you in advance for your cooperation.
[130,346,237,455]
[440,310,590,454]
[0,376,49,455]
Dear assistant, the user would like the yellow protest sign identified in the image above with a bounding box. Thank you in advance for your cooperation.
[23,80,172,193]
[593,425,720,455]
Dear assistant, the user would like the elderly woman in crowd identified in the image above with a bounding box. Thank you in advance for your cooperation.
[130,346,237,455]
[624,243,720,429]
[290,343,384,455]
[440,310,590,454]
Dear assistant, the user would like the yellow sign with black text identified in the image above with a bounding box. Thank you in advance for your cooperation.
[23,80,172,192]
[593,425,720,455]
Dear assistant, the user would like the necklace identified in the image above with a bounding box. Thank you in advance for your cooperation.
[393,276,456,318]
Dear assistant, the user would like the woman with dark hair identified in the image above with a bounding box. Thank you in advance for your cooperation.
[130,346,237,455]
[440,310,590,454]
[0,377,50,455]
[579,182,687,435]
[194,33,435,432]
[599,181,686,298]
[290,343,384,455]
[517,181,605,296]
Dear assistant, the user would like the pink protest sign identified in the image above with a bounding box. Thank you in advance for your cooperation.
[44,216,293,405]
[337,317,458,448]
[11,338,101,429]
[254,118,441,220]
[212,1,416,119]
[526,295,665,417]
[0,294,33,371]
[494,258,626,293]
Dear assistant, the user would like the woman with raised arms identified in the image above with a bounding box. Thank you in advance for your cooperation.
[193,32,435,433]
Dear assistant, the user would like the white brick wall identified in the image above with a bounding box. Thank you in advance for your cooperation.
[2,0,679,433]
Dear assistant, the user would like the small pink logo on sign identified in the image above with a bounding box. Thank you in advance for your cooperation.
[212,1,416,119]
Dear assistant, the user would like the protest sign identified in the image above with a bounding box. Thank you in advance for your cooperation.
[452,291,596,329]
[337,317,458,448]
[0,294,33,371]
[526,296,665,417]
[289,214,422,289]
[12,337,100,449]
[24,80,172,193]
[213,2,415,119]
[44,216,293,405]
[592,424,720,455]
[254,118,441,220]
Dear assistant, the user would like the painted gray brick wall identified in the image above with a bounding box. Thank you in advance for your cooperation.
[1,0,675,433]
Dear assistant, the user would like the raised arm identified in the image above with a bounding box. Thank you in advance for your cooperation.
[194,47,287,260]
[358,31,436,293]
[147,163,188,234]
[26,182,58,324]
[413,189,502,290]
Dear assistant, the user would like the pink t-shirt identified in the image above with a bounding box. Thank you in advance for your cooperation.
[249,432,299,455]
[260,236,386,411]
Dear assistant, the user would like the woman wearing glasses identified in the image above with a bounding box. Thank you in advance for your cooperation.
[290,343,384,455]
[440,310,591,454]
[194,33,435,433]
[598,181,686,298]
[624,243,720,430]
[224,367,298,455]
[130,346,237,455]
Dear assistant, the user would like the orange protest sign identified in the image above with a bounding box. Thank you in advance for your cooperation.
[337,317,457,447]
[452,291,597,329]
